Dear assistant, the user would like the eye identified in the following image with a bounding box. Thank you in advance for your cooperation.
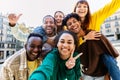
[44,21,48,24]
[59,15,63,18]
[73,20,77,23]
[50,21,54,24]
[30,45,35,48]
[55,15,58,18]
[67,22,72,26]
[60,40,64,43]
[77,5,81,8]
[83,5,88,8]
[67,41,72,44]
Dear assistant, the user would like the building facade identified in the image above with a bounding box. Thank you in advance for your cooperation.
[101,9,120,41]
[0,13,23,63]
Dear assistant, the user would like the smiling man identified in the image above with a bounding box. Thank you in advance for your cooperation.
[0,33,44,80]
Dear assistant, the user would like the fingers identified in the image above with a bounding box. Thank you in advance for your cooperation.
[8,13,22,20]
[74,53,83,60]
[65,58,75,69]
[8,13,22,24]
[70,46,75,58]
[8,14,16,19]
[86,31,101,40]
[17,14,22,19]
[95,32,101,37]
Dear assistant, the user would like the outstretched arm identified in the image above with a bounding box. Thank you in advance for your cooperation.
[8,13,30,42]
[90,0,120,31]
[29,53,57,80]
[10,24,29,42]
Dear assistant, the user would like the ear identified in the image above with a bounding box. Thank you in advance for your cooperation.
[25,44,27,49]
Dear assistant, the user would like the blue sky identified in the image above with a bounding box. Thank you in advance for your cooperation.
[0,0,111,27]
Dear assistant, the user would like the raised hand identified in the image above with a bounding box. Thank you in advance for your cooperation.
[65,48,83,69]
[8,13,22,26]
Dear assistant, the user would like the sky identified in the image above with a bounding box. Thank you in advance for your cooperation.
[0,0,111,27]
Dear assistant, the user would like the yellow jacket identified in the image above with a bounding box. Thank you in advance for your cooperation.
[79,0,120,45]
[89,0,120,31]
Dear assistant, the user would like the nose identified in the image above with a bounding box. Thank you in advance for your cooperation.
[56,17,60,20]
[46,22,52,26]
[33,47,39,53]
[71,23,75,28]
[62,43,68,48]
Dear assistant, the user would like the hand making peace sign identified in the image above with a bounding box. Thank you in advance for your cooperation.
[65,47,83,69]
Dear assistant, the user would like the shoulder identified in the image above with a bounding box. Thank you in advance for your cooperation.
[3,48,25,68]
[45,48,59,59]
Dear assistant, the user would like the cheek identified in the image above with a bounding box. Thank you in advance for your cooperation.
[67,26,72,30]
[57,42,61,48]
[26,47,33,53]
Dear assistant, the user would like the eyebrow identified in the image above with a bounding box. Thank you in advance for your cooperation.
[60,39,73,42]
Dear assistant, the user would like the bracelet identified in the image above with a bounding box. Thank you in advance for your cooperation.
[82,36,86,42]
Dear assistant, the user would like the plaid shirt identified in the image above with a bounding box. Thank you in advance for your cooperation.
[0,48,42,80]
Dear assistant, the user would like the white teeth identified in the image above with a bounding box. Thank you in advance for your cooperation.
[32,53,37,56]
[62,48,68,52]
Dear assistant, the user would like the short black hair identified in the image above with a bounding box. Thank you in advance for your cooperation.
[42,15,55,24]
[27,33,43,43]
[62,13,81,26]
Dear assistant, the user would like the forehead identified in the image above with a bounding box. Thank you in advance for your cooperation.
[77,2,88,6]
[43,16,54,22]
[59,33,74,41]
[67,17,77,22]
[55,12,64,16]
[28,37,42,43]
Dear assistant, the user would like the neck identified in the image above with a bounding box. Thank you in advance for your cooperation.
[81,17,85,23]
[60,55,69,60]
[47,33,56,37]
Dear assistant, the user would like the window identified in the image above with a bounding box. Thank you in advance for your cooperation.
[0,37,2,41]
[0,43,4,48]
[106,29,111,33]
[0,30,3,35]
[105,24,111,28]
[116,28,120,33]
[0,18,3,29]
[0,51,4,59]
[115,16,117,20]
[115,22,119,27]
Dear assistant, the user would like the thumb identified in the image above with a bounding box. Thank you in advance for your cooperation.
[17,14,22,19]
[74,53,83,60]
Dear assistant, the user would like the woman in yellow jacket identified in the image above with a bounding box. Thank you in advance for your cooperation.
[73,0,120,80]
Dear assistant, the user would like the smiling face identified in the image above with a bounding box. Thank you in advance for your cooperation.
[75,3,88,19]
[54,11,64,27]
[57,33,75,60]
[43,16,56,36]
[66,17,82,34]
[25,36,43,61]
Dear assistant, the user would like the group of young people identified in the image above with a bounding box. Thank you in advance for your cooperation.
[1,0,120,80]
